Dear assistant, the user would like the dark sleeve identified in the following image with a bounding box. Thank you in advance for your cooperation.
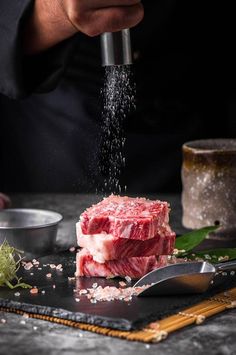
[0,0,77,99]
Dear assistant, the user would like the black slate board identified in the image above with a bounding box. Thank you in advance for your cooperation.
[0,251,236,331]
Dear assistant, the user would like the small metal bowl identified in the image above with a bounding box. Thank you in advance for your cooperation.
[0,209,63,259]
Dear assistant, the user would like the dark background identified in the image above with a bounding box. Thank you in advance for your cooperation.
[0,0,236,194]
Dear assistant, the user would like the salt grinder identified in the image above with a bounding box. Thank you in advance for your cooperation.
[100,29,132,66]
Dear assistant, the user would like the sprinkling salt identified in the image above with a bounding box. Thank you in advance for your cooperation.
[98,65,136,193]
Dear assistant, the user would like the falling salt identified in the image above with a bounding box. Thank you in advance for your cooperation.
[99,65,136,193]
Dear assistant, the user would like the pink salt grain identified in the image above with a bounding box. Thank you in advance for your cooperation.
[119,281,126,287]
[69,247,76,252]
[24,262,33,270]
[30,288,39,295]
[46,273,52,278]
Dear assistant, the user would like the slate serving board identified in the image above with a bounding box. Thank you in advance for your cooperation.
[0,251,236,331]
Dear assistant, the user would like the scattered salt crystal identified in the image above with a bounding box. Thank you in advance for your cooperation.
[218,256,229,262]
[24,262,33,270]
[38,268,42,270]
[90,299,97,304]
[145,344,150,349]
[125,276,132,283]
[92,283,98,289]
[69,247,76,252]
[20,320,26,325]
[0,319,6,324]
[68,277,75,282]
[46,273,52,278]
[222,272,228,276]
[52,285,56,289]
[50,264,56,269]
[41,290,46,294]
[79,289,88,295]
[30,273,34,276]
[14,292,20,297]
[75,298,80,302]
[56,264,63,270]
[119,281,126,287]
[30,288,39,295]
[33,326,38,330]
[230,271,235,276]
[79,333,83,338]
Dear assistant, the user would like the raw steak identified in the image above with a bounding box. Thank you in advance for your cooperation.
[76,222,175,262]
[75,249,169,279]
[79,195,170,240]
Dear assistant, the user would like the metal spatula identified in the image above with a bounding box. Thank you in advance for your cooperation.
[134,259,236,296]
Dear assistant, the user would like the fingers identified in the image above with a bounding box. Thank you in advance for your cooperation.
[69,3,144,37]
[88,4,144,36]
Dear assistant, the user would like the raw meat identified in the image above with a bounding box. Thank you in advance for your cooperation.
[75,248,169,279]
[76,222,175,262]
[80,195,170,240]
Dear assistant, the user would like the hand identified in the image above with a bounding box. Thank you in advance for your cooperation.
[59,0,144,36]
[0,193,11,209]
[24,0,144,54]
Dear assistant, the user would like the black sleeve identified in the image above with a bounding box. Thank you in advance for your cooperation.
[0,0,77,99]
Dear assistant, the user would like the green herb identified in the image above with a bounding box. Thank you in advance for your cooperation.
[187,248,236,263]
[0,240,31,289]
[175,225,219,256]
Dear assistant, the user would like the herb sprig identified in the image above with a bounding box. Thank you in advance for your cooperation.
[0,240,31,289]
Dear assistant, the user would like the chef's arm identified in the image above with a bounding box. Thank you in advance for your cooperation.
[24,0,143,55]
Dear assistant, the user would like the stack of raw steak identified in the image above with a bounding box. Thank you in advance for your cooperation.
[75,195,176,279]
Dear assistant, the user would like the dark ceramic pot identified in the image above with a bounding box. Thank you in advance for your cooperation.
[181,139,236,231]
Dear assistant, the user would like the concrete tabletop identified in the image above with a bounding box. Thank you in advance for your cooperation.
[0,194,235,355]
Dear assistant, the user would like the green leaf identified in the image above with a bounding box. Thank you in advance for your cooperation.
[175,225,219,255]
[187,248,236,263]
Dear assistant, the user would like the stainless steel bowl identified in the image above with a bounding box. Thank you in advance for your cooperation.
[0,209,63,259]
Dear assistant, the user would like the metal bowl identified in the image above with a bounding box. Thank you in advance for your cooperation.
[0,209,63,259]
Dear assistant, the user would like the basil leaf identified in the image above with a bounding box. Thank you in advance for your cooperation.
[187,248,236,263]
[175,225,219,254]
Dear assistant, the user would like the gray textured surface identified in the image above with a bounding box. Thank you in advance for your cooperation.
[0,194,235,355]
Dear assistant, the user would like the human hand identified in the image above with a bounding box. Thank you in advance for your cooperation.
[59,0,144,36]
[0,193,11,209]
[25,0,144,54]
